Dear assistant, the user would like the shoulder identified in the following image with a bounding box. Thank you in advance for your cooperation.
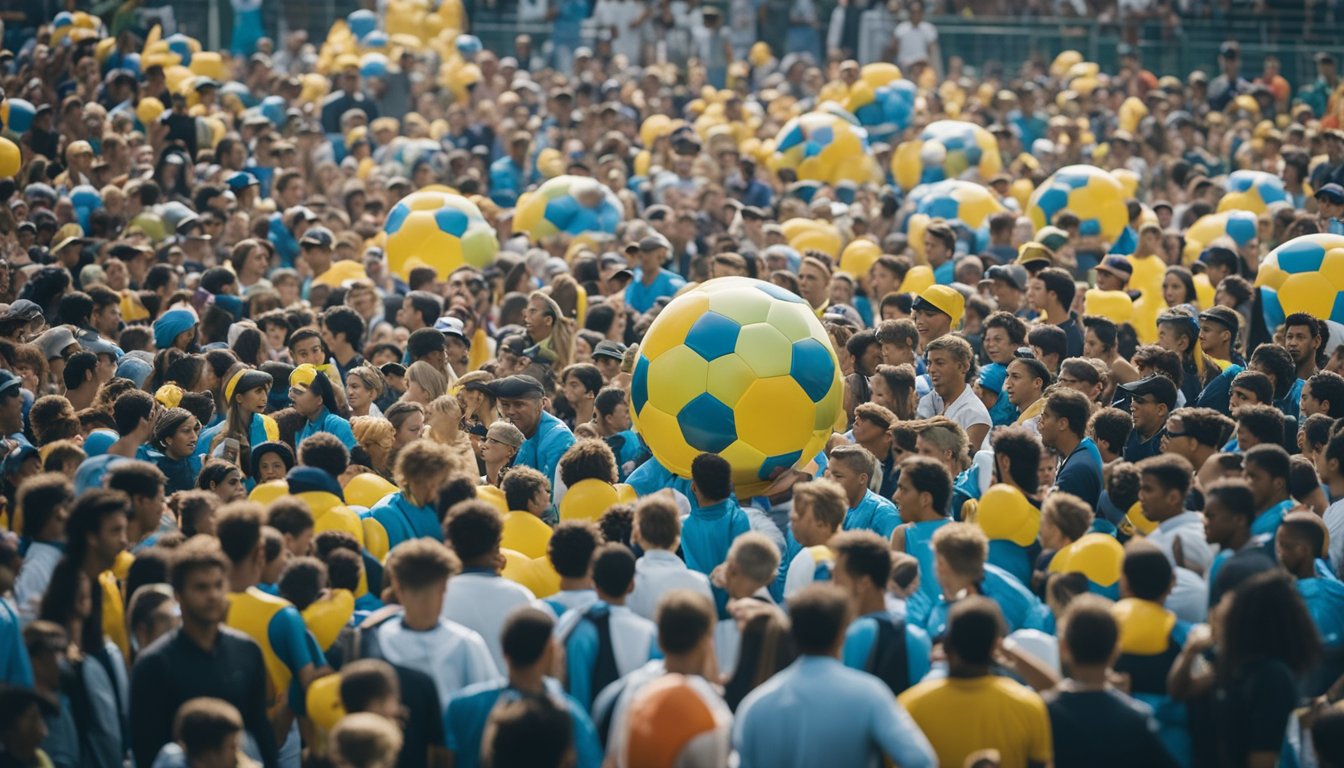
[989,676,1049,712]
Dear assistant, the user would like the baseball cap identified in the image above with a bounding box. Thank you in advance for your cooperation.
[1096,255,1134,280]
[1016,241,1054,267]
[1199,305,1241,332]
[1119,375,1178,410]
[985,264,1028,291]
[34,326,77,360]
[0,299,42,324]
[625,235,671,254]
[911,285,965,328]
[1316,183,1344,205]
[487,374,546,400]
[300,226,334,248]
[0,369,20,397]
[592,340,627,361]
[226,171,260,191]
[434,316,470,345]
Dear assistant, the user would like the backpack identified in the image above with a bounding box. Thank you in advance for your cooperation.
[866,613,910,695]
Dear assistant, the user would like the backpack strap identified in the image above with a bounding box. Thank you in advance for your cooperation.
[867,613,910,695]
[581,604,621,703]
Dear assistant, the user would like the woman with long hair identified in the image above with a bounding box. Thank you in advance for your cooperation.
[148,407,203,493]
[456,372,499,430]
[289,363,356,451]
[425,395,477,471]
[196,365,278,483]
[724,604,796,711]
[384,401,425,472]
[1163,265,1199,309]
[1156,307,1217,407]
[402,361,449,406]
[524,291,574,370]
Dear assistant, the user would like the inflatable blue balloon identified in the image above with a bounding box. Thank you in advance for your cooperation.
[360,54,389,80]
[221,81,257,109]
[166,34,194,66]
[260,95,286,127]
[850,79,917,142]
[1,99,36,134]
[71,185,102,232]
[348,10,378,40]
[361,30,388,49]
[456,35,483,56]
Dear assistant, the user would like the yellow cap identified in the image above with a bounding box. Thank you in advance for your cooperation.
[914,285,965,329]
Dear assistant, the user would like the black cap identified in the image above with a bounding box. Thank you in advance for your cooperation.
[1199,305,1241,332]
[488,374,546,399]
[1120,375,1178,410]
[379,362,406,378]
[592,340,627,361]
[1316,183,1344,204]
[625,235,670,254]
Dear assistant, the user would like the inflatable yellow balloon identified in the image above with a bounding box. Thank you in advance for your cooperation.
[614,483,638,504]
[839,239,881,278]
[384,190,499,281]
[476,485,509,515]
[559,479,620,522]
[974,484,1040,547]
[1125,500,1158,536]
[1129,253,1166,343]
[306,675,345,732]
[501,548,561,597]
[901,264,935,295]
[136,97,165,127]
[0,138,19,179]
[189,51,227,81]
[501,511,553,559]
[343,473,398,509]
[1049,533,1125,594]
[1083,289,1134,323]
[248,479,288,506]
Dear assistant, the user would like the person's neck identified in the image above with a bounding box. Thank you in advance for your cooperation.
[462,556,499,575]
[857,436,890,461]
[1262,493,1289,511]
[573,401,594,425]
[1054,431,1082,457]
[508,665,547,696]
[1067,664,1110,689]
[1207,343,1230,362]
[910,504,942,523]
[857,591,886,616]
[936,381,965,406]
[559,577,592,592]
[1138,421,1163,441]
[228,563,259,593]
[1190,445,1215,472]
[109,430,148,457]
[334,345,357,366]
[664,649,708,676]
[598,591,626,607]
[401,596,442,631]
[947,661,991,679]
[1222,528,1251,552]
[1298,361,1316,381]
[1045,305,1068,324]
[68,385,95,410]
[640,263,660,284]
[486,459,508,483]
[941,572,978,597]
[798,526,837,547]
[1291,562,1315,580]
[181,615,219,651]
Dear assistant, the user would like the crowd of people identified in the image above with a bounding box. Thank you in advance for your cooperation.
[2,1,1344,767]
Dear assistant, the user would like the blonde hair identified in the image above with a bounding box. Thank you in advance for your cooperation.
[405,361,449,403]
[530,291,575,369]
[351,416,395,455]
[346,365,386,399]
[330,713,404,768]
[426,395,462,421]
[393,440,460,501]
[916,416,972,473]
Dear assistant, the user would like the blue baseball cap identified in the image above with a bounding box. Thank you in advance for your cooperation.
[226,171,259,191]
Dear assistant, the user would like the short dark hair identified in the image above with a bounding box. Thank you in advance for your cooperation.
[991,427,1041,494]
[558,439,618,487]
[322,305,366,349]
[691,452,732,501]
[63,350,99,391]
[591,543,637,598]
[1009,356,1051,391]
[112,390,157,435]
[501,607,556,666]
[1137,453,1193,496]
[278,556,327,611]
[1231,370,1274,404]
[787,583,852,655]
[444,500,504,561]
[1082,315,1118,353]
[1308,371,1344,419]
[1237,404,1285,447]
[1132,345,1183,388]
[266,498,314,538]
[1244,443,1291,486]
[298,432,350,477]
[831,530,892,589]
[944,596,1005,666]
[169,536,231,593]
[174,697,244,758]
[634,497,681,550]
[1204,478,1257,523]
[1034,267,1077,309]
[1250,344,1296,400]
[325,548,362,591]
[339,659,400,713]
[1060,594,1119,666]
[1088,407,1132,456]
[900,455,952,513]
[107,460,166,501]
[484,697,572,768]
[18,473,73,540]
[501,466,550,512]
[655,590,715,655]
[387,538,460,592]
[200,267,237,294]
[1304,413,1336,453]
[1027,324,1068,363]
[1123,539,1174,601]
[1045,388,1092,436]
[874,318,918,348]
[547,521,601,579]
[1172,407,1235,448]
[594,387,627,418]
[984,311,1028,346]
[65,489,130,566]
[57,291,94,327]
[404,291,443,328]
[561,363,603,396]
[215,502,265,564]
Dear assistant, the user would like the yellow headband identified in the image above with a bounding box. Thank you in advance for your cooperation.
[290,363,331,391]
[224,368,247,403]
[155,384,184,409]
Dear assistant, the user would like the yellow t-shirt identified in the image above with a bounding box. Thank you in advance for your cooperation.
[898,675,1052,768]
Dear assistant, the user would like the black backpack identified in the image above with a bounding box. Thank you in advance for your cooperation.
[867,613,911,695]
[567,604,620,707]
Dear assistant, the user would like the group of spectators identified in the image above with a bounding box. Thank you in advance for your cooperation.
[2,1,1344,767]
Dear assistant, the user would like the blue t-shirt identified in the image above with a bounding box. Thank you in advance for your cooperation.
[624,268,687,313]
[296,407,356,451]
[445,678,602,768]
[910,563,1049,640]
[1056,437,1104,510]
[516,412,576,498]
[0,599,33,688]
[843,490,901,539]
[841,611,932,689]
[363,491,444,557]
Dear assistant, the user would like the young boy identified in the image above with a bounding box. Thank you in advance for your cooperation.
[542,521,602,618]
[627,497,713,620]
[711,532,780,677]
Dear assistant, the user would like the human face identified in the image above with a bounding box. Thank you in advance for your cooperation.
[239,385,269,415]
[90,512,129,571]
[824,462,865,506]
[213,470,245,502]
[990,281,1022,311]
[177,564,228,626]
[394,412,424,447]
[923,234,949,266]
[1160,416,1195,461]
[1156,324,1187,356]
[1056,369,1097,400]
[291,336,325,366]
[982,327,1015,365]
[925,350,964,398]
[1162,274,1187,307]
[1242,459,1279,510]
[870,264,900,299]
[892,467,926,522]
[1302,384,1326,418]
[1026,278,1048,312]
[1137,472,1180,522]
[4,702,46,759]
[165,416,200,458]
[92,302,122,338]
[1198,324,1229,357]
[1095,271,1126,292]
[1229,386,1258,412]
[258,452,288,482]
[913,308,950,343]
[0,393,23,434]
[481,436,517,466]
[563,374,592,409]
[869,374,896,412]
[347,376,372,414]
[1004,360,1041,408]
[1203,498,1239,547]
[1284,323,1319,368]
[798,263,829,308]
[499,396,543,437]
[602,402,632,434]
[244,246,270,279]
[523,297,554,341]
[788,498,822,545]
[915,435,953,474]
[290,386,323,418]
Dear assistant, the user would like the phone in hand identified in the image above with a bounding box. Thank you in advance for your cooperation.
[222,438,240,466]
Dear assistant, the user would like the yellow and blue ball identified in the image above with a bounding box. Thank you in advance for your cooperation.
[628,277,844,498]
[908,179,1005,252]
[843,77,917,142]
[0,99,36,134]
[1181,210,1258,264]
[1256,234,1344,330]
[1027,164,1128,247]
[1049,532,1124,598]
[384,190,499,281]
[1218,170,1288,214]
[514,175,624,239]
[770,108,881,187]
[891,120,1001,191]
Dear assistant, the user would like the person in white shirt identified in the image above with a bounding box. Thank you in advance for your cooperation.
[372,539,499,711]
[917,335,992,450]
[440,501,539,672]
[710,532,780,677]
[597,591,727,767]
[1136,454,1211,623]
[890,0,940,75]
[11,474,74,625]
[541,520,602,618]
[628,497,713,620]
[554,544,661,710]
[783,480,848,598]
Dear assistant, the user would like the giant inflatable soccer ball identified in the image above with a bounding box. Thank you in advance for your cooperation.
[1027,164,1128,248]
[1255,233,1344,330]
[629,278,843,498]
[384,189,499,280]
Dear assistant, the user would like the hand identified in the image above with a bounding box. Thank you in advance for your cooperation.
[710,563,727,589]
[1185,623,1214,653]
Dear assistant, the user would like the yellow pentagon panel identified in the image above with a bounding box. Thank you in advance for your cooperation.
[767,300,819,343]
[736,376,817,457]
[637,405,701,477]
[647,345,710,414]
[706,284,772,325]
[812,374,845,432]
[640,293,710,359]
[719,440,768,487]
[735,324,793,378]
[1278,272,1335,319]
[706,354,757,407]
[1321,248,1344,288]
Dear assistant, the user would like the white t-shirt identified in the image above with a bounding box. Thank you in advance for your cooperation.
[1147,512,1214,576]
[628,550,714,621]
[14,541,61,625]
[1326,497,1344,572]
[892,20,937,68]
[374,615,500,710]
[783,545,835,599]
[554,604,660,683]
[440,572,539,673]
[917,385,992,436]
